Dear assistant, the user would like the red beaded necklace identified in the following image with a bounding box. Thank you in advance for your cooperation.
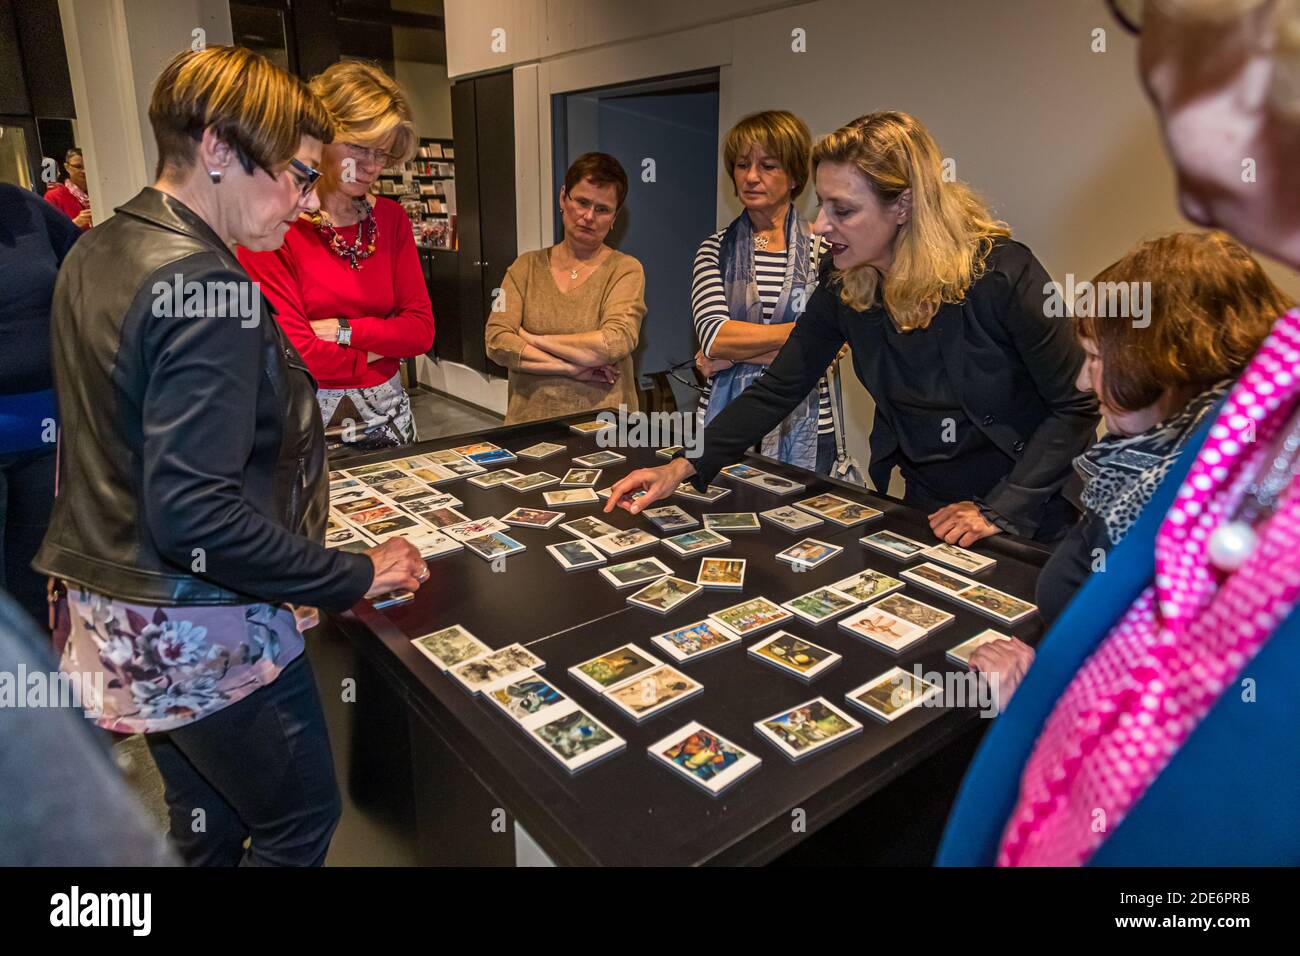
[311,197,378,270]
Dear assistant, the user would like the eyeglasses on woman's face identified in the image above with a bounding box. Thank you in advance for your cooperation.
[284,157,321,198]
[339,142,398,167]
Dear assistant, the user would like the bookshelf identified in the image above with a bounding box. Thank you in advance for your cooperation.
[375,136,457,251]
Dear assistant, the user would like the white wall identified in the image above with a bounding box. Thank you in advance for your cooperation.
[59,0,232,221]
[449,0,1300,468]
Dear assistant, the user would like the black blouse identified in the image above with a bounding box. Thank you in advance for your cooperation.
[684,237,1100,540]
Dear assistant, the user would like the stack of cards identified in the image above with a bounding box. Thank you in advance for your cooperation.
[650,618,743,662]
[946,628,1013,667]
[747,631,841,681]
[793,493,883,528]
[561,516,621,540]
[573,450,626,467]
[546,538,607,570]
[468,468,525,489]
[627,575,702,614]
[718,463,807,496]
[662,528,730,558]
[410,624,489,671]
[845,667,942,722]
[782,585,863,625]
[840,593,954,653]
[528,703,626,773]
[516,441,566,460]
[569,643,664,693]
[569,420,616,437]
[601,663,702,721]
[709,596,792,636]
[591,528,659,557]
[561,468,602,487]
[673,482,731,503]
[759,505,824,533]
[599,556,674,589]
[504,472,559,492]
[922,541,997,574]
[502,506,565,529]
[695,557,745,589]
[647,722,761,796]
[544,488,601,507]
[448,643,545,694]
[403,527,463,560]
[860,529,928,561]
[775,538,843,569]
[830,568,905,602]
[703,512,760,533]
[753,698,862,760]
[899,563,1037,625]
[450,441,518,467]
[642,505,699,532]
[442,517,509,541]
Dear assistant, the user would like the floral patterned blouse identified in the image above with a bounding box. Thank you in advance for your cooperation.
[60,587,304,734]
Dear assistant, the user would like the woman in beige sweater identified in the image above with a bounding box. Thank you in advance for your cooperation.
[486,152,646,424]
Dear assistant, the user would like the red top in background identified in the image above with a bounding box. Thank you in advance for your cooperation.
[44,183,89,230]
[238,196,435,389]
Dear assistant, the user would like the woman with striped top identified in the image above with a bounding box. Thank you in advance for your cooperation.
[693,111,841,474]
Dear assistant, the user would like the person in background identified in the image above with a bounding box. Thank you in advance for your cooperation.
[0,183,80,627]
[239,60,434,452]
[485,151,646,424]
[44,148,92,231]
[939,0,1300,866]
[692,110,841,475]
[34,46,426,867]
[607,112,1099,547]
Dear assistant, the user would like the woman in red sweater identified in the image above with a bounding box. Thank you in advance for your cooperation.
[239,61,434,450]
[44,148,92,231]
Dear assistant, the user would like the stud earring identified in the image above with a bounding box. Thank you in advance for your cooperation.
[208,170,222,184]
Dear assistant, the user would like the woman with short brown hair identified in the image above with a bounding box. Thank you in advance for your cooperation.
[36,45,426,866]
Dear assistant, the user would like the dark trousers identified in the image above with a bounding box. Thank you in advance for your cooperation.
[0,446,56,628]
[814,430,837,477]
[145,653,341,866]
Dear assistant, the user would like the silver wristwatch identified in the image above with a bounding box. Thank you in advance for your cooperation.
[335,316,352,347]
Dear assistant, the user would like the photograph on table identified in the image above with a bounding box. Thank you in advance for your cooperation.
[719,463,806,496]
[356,469,406,486]
[569,420,617,436]
[504,471,560,492]
[860,529,929,560]
[468,468,525,489]
[388,486,446,505]
[442,517,510,541]
[404,528,463,560]
[326,526,371,549]
[546,538,608,571]
[599,556,674,589]
[463,530,526,561]
[329,488,373,507]
[529,704,625,773]
[648,722,761,796]
[372,477,427,497]
[573,450,626,467]
[673,482,731,503]
[417,449,474,466]
[650,618,742,662]
[342,462,394,478]
[415,506,471,529]
[954,584,1037,625]
[662,528,730,558]
[703,512,761,532]
[568,643,664,693]
[449,441,502,457]
[359,514,420,539]
[443,459,488,478]
[544,488,602,507]
[642,505,699,532]
[921,541,997,574]
[466,448,517,466]
[409,464,460,484]
[592,528,659,557]
[759,505,824,533]
[946,629,1014,668]
[873,593,955,633]
[655,445,684,459]
[603,664,702,722]
[754,697,863,761]
[403,491,462,511]
[410,624,490,672]
[503,506,565,529]
[696,557,745,589]
[449,643,545,694]
[775,537,843,570]
[845,667,943,723]
[516,441,566,460]
[838,605,929,654]
[709,596,792,636]
[831,568,905,602]
[485,672,571,726]
[782,585,863,625]
[902,561,979,596]
[747,630,841,681]
[561,515,621,540]
[335,496,387,516]
[794,493,881,527]
[561,468,602,487]
[627,575,702,614]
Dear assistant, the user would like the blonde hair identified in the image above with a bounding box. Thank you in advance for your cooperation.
[150,45,332,179]
[811,112,1010,330]
[309,60,417,163]
[722,110,813,197]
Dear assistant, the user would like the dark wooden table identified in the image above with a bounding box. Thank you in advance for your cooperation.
[325,411,1051,865]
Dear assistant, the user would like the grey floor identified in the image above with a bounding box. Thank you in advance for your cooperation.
[117,387,503,865]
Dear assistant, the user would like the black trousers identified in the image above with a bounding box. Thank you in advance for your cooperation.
[145,653,341,866]
[0,446,56,628]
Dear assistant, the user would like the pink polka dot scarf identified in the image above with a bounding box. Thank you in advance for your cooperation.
[997,309,1300,866]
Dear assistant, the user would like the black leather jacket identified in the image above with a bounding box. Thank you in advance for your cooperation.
[34,188,373,610]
